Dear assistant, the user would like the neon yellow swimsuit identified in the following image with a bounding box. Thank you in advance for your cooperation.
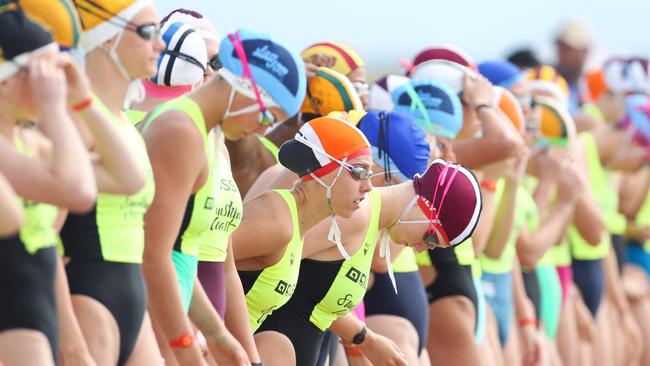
[13,138,58,254]
[257,135,279,163]
[61,98,155,263]
[242,190,303,332]
[568,132,615,260]
[309,190,381,330]
[198,128,243,262]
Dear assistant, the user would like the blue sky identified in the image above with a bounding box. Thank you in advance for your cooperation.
[155,0,649,78]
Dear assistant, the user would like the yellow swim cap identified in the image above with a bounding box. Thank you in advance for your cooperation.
[301,41,364,76]
[20,0,81,49]
[301,67,363,116]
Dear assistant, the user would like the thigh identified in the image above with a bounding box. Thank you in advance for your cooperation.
[427,296,480,366]
[71,295,120,366]
[0,329,55,366]
[254,331,296,366]
[124,312,163,366]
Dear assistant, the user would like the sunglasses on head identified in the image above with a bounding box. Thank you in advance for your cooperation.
[207,54,222,71]
[75,0,161,41]
[227,32,276,127]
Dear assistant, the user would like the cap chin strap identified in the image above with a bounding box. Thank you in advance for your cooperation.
[308,161,351,260]
[103,30,145,109]
[379,230,398,294]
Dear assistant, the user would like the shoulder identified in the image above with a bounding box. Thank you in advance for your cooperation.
[240,190,295,242]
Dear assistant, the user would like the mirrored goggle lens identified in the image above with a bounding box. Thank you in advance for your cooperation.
[208,54,222,71]
[136,23,160,40]
[349,165,373,180]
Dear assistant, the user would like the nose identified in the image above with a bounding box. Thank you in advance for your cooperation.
[359,178,373,193]
[153,34,165,54]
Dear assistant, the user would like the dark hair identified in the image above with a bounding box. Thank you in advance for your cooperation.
[507,48,540,70]
[160,8,205,27]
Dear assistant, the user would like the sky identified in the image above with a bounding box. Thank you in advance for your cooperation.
[155,0,649,79]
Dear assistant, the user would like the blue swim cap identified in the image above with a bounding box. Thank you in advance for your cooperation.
[358,110,430,182]
[391,79,463,139]
[219,28,307,116]
[478,60,524,89]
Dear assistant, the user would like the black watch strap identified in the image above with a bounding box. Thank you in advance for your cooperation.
[251,363,264,366]
[352,324,367,345]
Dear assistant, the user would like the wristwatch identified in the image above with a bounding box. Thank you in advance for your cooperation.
[251,363,265,366]
[351,324,367,345]
[169,333,194,348]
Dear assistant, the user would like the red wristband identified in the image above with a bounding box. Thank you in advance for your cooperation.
[71,97,93,112]
[518,318,537,327]
[344,346,364,357]
[480,180,497,192]
[169,333,194,348]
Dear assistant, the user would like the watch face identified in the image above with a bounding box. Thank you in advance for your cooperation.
[352,325,367,344]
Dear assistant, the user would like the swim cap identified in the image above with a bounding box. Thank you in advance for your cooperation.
[404,45,475,76]
[160,8,219,41]
[603,57,650,95]
[279,116,370,179]
[581,68,608,102]
[74,0,152,51]
[478,60,524,89]
[368,74,409,110]
[152,21,207,87]
[391,79,463,138]
[410,59,477,94]
[219,28,307,117]
[301,41,364,76]
[412,159,482,246]
[536,96,576,146]
[0,8,57,81]
[527,65,570,104]
[493,86,525,134]
[621,94,650,147]
[19,0,81,50]
[358,110,430,182]
[301,67,363,117]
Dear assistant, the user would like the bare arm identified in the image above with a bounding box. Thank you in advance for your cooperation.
[58,53,145,196]
[0,172,23,237]
[188,278,250,365]
[0,57,96,212]
[141,115,206,363]
[223,241,261,363]
[483,177,519,259]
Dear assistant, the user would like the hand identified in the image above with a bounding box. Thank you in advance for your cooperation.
[54,53,92,106]
[573,293,595,342]
[504,145,530,183]
[461,73,493,110]
[28,56,67,113]
[556,164,583,204]
[60,348,97,366]
[205,330,250,366]
[303,53,337,69]
[358,329,407,366]
[519,324,541,366]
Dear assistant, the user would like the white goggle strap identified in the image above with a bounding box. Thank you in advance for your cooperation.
[309,163,351,260]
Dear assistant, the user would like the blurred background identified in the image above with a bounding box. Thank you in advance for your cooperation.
[156,0,649,80]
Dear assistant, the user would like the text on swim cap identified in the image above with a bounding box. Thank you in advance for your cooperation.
[252,45,289,79]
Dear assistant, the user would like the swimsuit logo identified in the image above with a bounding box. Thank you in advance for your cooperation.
[204,197,214,210]
[257,305,277,324]
[335,293,356,314]
[274,280,295,296]
[345,267,367,288]
[252,45,289,79]
[210,201,242,232]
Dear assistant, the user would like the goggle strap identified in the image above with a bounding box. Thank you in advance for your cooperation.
[228,32,268,114]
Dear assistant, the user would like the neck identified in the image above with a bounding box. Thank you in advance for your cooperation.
[266,117,300,147]
[224,134,260,167]
[188,75,229,133]
[85,48,129,114]
[291,182,334,234]
[378,182,415,229]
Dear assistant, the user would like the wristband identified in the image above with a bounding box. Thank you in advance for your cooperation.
[71,96,93,112]
[344,346,364,357]
[480,180,497,192]
[251,363,265,366]
[169,333,194,348]
[518,318,537,327]
[474,103,494,114]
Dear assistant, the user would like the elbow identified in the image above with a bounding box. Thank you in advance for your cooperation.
[67,185,97,213]
[585,230,604,246]
[501,134,524,158]
[121,174,147,196]
[517,251,537,269]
